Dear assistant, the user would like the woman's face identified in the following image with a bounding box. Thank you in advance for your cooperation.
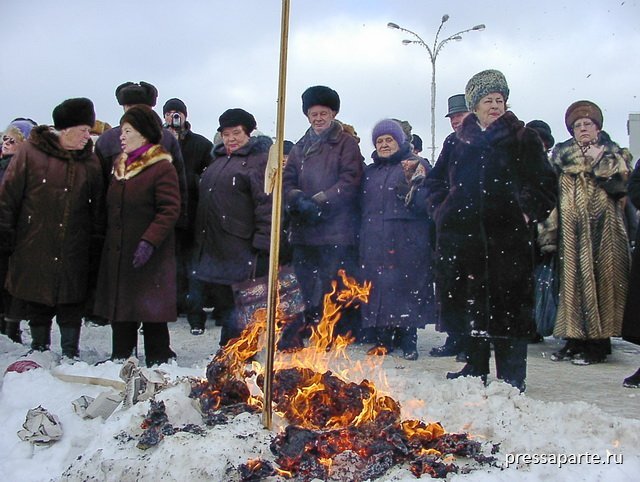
[572,117,600,145]
[375,134,400,158]
[1,135,21,156]
[306,105,336,134]
[221,125,250,153]
[120,122,148,154]
[59,125,92,151]
[474,93,506,128]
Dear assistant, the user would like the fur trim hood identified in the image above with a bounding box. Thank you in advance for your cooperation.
[28,125,94,162]
[114,144,172,180]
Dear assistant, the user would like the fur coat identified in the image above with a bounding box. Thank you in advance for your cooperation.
[552,131,632,339]
[424,112,557,338]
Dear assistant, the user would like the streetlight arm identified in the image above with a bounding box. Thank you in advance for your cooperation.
[435,26,485,57]
[389,23,435,60]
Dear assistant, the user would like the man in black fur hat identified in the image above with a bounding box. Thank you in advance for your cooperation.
[0,98,106,359]
[283,86,364,344]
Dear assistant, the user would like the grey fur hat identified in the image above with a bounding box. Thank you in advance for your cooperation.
[465,69,509,110]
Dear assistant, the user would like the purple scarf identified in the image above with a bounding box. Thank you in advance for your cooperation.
[125,144,153,167]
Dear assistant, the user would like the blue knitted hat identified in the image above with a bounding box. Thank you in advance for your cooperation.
[371,119,406,146]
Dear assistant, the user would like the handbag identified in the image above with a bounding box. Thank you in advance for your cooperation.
[534,254,558,337]
[231,265,306,331]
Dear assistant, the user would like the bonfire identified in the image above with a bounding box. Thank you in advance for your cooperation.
[188,269,497,480]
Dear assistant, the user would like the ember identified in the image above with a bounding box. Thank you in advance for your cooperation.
[190,270,498,480]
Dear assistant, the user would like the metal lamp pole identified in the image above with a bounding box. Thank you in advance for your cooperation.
[388,16,485,162]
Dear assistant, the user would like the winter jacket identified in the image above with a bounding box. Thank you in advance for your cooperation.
[94,145,180,322]
[283,121,364,246]
[552,132,632,339]
[95,126,188,228]
[424,111,557,338]
[623,158,640,344]
[0,125,105,306]
[176,123,214,231]
[190,136,272,285]
[359,142,435,329]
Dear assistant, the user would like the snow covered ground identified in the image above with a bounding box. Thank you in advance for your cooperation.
[0,320,638,481]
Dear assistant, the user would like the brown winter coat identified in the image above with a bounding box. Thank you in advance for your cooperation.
[94,145,180,322]
[0,126,105,306]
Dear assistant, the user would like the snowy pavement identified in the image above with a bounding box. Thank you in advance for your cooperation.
[0,319,638,481]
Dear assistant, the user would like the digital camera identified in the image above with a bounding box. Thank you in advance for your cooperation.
[171,112,181,128]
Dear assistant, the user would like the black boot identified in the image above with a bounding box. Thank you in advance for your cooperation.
[398,327,419,360]
[30,323,51,351]
[429,334,459,357]
[623,368,640,388]
[60,324,81,359]
[142,323,176,367]
[4,318,22,344]
[0,315,5,335]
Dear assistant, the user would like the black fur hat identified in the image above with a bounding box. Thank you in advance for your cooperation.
[217,108,257,134]
[120,105,163,144]
[301,85,340,115]
[52,97,96,130]
[115,81,158,107]
[526,120,555,150]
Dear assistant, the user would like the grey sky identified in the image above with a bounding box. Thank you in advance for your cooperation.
[2,0,638,159]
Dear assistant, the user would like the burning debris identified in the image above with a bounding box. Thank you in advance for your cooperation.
[186,270,499,480]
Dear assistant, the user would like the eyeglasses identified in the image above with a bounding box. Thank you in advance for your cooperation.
[573,120,595,130]
[2,136,17,145]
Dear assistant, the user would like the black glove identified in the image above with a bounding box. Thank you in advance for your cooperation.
[132,240,155,268]
[295,197,323,225]
[395,182,410,200]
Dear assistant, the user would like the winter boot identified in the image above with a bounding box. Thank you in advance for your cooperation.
[623,368,640,388]
[30,323,52,352]
[4,318,22,344]
[60,324,81,359]
[0,315,5,335]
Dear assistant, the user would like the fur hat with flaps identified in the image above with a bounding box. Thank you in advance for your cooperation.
[301,85,340,115]
[564,100,603,133]
[371,119,406,146]
[120,105,162,144]
[465,69,509,111]
[52,97,96,130]
[217,108,257,134]
[115,81,158,107]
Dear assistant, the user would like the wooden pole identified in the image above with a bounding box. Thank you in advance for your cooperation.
[262,0,290,430]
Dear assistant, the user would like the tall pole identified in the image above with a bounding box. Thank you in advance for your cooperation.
[262,0,290,430]
[388,17,485,162]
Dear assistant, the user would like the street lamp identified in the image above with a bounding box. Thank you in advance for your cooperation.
[388,16,485,162]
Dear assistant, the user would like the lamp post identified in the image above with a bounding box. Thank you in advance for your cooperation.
[388,16,485,162]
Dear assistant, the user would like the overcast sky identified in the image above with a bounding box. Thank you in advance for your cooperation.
[2,0,639,159]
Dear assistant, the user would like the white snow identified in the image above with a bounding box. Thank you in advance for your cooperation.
[0,322,638,481]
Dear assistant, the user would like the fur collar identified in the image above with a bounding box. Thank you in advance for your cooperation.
[457,110,525,147]
[114,144,172,180]
[29,125,94,162]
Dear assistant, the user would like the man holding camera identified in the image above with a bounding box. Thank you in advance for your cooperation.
[162,98,214,324]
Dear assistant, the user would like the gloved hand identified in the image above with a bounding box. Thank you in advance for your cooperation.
[295,197,323,225]
[132,240,155,268]
[395,182,410,200]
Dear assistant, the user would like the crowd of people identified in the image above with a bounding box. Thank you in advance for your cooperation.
[0,71,638,392]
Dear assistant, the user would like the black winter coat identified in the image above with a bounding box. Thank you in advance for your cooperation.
[177,124,213,230]
[95,126,188,228]
[359,143,435,329]
[622,160,640,344]
[190,136,272,285]
[424,112,557,338]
